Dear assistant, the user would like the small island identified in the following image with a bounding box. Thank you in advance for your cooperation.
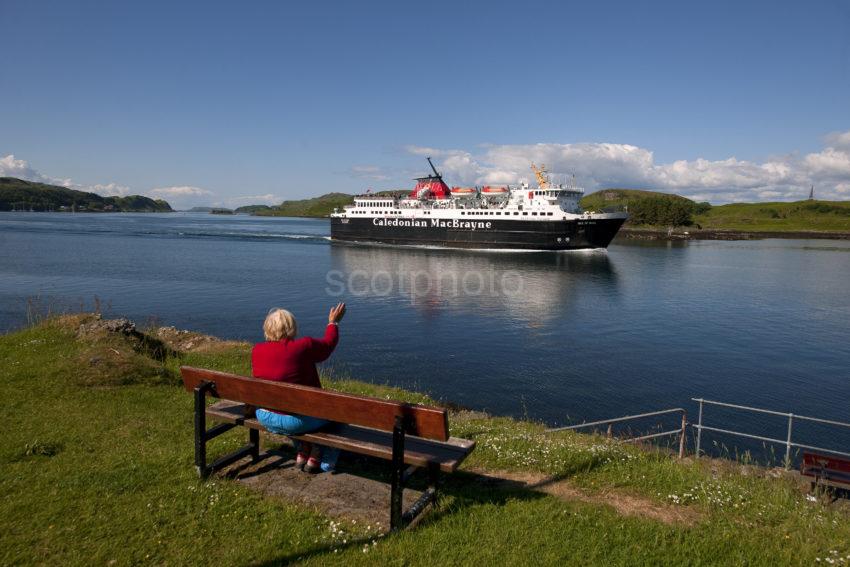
[0,177,172,212]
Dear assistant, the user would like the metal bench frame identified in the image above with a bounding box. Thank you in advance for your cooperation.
[192,380,443,530]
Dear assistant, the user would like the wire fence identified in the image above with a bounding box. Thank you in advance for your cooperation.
[692,398,850,468]
[546,408,688,458]
[546,399,850,469]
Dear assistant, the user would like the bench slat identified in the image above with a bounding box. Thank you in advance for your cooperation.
[182,367,450,441]
[206,400,475,473]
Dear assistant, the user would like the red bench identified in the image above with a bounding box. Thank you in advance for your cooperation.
[801,452,850,491]
[180,366,475,530]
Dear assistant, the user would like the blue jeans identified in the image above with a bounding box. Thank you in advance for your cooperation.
[255,409,340,471]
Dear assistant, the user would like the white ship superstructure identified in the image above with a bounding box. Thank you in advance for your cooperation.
[330,159,627,250]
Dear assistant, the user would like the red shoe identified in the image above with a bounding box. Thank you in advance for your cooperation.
[304,457,321,473]
[304,445,323,473]
[295,452,309,470]
[294,442,313,470]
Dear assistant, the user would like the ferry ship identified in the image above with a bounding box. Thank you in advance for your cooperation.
[330,159,627,250]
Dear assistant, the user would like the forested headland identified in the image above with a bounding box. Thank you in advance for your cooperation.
[0,178,172,212]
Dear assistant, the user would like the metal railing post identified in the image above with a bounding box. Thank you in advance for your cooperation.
[695,399,704,457]
[785,413,794,469]
[679,411,687,459]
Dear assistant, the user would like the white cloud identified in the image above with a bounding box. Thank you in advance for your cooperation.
[147,186,216,209]
[825,130,850,150]
[89,183,131,197]
[348,165,390,181]
[0,154,73,187]
[407,130,850,203]
[0,154,131,196]
[149,185,212,197]
[225,193,281,206]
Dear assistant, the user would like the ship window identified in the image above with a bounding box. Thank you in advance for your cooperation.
[532,212,537,216]
[513,212,519,216]
[523,212,528,216]
[461,212,465,215]
[496,212,501,215]
[547,212,553,216]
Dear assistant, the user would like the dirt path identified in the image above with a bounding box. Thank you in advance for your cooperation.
[468,468,701,526]
[225,446,700,530]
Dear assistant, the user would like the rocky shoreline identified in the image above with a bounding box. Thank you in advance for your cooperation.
[617,227,850,241]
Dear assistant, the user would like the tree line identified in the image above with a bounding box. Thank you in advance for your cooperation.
[627,196,711,227]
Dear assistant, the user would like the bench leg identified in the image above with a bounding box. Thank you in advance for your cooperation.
[400,463,440,527]
[194,381,214,478]
[249,428,260,461]
[194,381,258,478]
[390,415,405,531]
[428,462,440,504]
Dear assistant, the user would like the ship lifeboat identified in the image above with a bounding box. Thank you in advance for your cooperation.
[481,185,509,196]
[450,186,477,198]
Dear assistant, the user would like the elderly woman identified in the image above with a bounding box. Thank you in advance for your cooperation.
[252,302,346,473]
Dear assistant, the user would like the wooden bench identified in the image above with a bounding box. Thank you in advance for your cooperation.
[180,366,475,530]
[801,452,850,491]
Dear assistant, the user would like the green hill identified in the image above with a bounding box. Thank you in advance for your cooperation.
[254,192,355,217]
[693,200,850,232]
[581,188,698,211]
[234,204,273,214]
[0,177,172,212]
[581,188,707,227]
[582,188,850,232]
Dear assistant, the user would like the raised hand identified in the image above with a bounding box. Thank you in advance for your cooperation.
[328,302,346,324]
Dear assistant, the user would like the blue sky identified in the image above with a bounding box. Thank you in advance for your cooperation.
[2,0,849,207]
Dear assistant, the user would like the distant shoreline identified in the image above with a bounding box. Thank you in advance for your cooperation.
[618,227,850,241]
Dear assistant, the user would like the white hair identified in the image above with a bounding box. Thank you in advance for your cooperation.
[263,308,297,341]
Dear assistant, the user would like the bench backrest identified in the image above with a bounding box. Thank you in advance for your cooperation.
[180,366,450,441]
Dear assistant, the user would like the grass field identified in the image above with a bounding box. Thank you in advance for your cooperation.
[2,315,849,565]
[693,201,850,232]
[582,188,850,233]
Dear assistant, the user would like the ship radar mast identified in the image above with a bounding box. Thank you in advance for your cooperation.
[531,163,549,188]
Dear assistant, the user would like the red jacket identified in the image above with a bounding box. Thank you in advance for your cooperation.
[251,323,339,389]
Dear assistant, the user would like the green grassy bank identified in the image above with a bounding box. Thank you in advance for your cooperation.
[693,200,850,232]
[2,315,848,565]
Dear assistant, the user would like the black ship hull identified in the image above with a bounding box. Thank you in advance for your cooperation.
[330,216,626,250]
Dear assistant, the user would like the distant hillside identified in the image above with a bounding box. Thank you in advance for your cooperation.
[694,200,850,232]
[581,188,707,227]
[582,188,850,232]
[254,192,355,217]
[581,188,698,211]
[234,204,273,214]
[0,178,172,212]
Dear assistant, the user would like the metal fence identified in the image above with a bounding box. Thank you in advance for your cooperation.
[546,408,688,458]
[692,398,850,468]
